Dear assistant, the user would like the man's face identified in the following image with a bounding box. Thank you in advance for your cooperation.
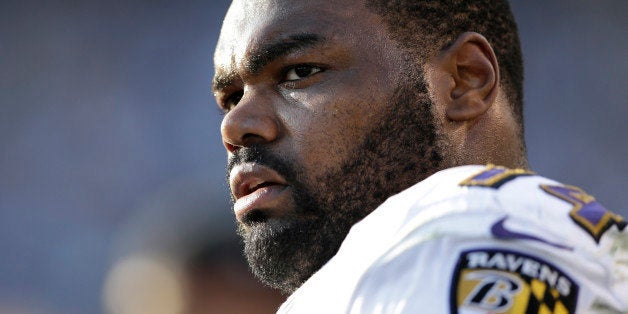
[214,0,447,292]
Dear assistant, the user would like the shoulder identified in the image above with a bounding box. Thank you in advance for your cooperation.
[348,164,628,313]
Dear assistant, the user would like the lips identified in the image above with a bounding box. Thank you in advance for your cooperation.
[229,163,289,222]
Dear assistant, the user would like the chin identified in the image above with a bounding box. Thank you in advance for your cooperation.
[237,214,345,293]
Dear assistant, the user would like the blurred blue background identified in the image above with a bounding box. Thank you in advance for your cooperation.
[0,0,626,313]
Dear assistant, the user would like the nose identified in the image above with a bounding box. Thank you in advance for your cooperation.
[220,89,280,153]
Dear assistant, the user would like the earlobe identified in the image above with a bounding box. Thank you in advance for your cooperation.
[441,32,499,122]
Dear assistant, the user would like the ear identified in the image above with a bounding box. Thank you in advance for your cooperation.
[438,32,499,121]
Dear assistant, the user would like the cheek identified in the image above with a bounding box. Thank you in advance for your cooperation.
[282,94,381,182]
[283,110,352,180]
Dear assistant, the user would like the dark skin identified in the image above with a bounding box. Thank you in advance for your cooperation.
[214,0,525,291]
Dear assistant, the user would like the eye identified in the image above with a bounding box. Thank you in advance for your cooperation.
[284,65,323,82]
[223,90,243,112]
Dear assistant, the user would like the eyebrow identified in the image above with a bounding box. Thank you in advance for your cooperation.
[212,33,324,92]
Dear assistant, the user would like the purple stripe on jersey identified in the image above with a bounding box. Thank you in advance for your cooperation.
[473,168,505,181]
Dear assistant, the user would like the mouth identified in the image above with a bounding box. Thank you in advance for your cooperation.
[229,163,290,223]
[239,180,282,198]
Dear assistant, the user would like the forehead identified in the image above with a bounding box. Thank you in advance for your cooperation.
[214,0,377,76]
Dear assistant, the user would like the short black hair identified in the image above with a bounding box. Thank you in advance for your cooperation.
[366,0,524,127]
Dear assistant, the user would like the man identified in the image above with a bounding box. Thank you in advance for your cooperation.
[213,0,627,312]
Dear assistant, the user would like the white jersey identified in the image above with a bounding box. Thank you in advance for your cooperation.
[278,165,627,314]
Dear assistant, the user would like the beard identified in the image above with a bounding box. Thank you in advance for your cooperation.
[227,77,447,293]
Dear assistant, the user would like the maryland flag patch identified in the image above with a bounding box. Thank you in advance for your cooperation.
[450,249,579,314]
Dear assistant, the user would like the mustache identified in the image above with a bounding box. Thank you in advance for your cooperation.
[226,146,298,185]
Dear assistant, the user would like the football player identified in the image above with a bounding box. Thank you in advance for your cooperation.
[212,0,627,312]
